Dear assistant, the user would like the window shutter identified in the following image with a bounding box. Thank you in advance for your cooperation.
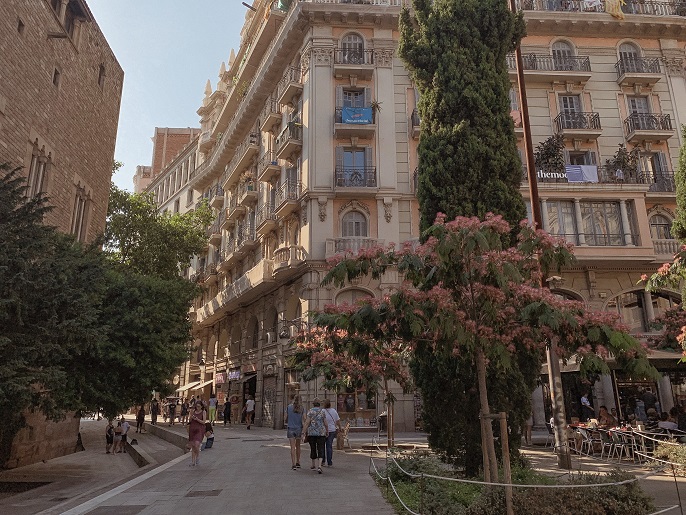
[365,147,373,186]
[364,87,372,107]
[563,149,570,165]
[588,151,597,165]
[336,146,344,172]
[336,86,343,108]
[656,152,668,172]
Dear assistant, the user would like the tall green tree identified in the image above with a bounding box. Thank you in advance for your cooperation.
[399,0,527,232]
[105,184,213,278]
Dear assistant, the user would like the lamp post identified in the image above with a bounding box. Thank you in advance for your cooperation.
[507,0,572,470]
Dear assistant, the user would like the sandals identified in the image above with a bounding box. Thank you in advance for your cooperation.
[295,463,301,469]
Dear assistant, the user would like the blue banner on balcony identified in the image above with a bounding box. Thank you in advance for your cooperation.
[341,107,373,124]
[565,164,598,183]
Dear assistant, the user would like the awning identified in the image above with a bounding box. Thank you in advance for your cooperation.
[191,379,214,390]
[176,381,200,393]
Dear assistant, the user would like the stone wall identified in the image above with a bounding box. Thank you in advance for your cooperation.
[4,411,80,469]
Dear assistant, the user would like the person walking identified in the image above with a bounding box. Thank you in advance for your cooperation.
[120,416,131,452]
[323,398,341,467]
[150,399,159,426]
[105,419,114,454]
[208,393,218,425]
[245,395,255,430]
[286,395,305,470]
[223,399,232,427]
[136,405,146,433]
[302,397,328,474]
[113,421,123,453]
[180,399,189,425]
[168,400,177,426]
[188,401,206,466]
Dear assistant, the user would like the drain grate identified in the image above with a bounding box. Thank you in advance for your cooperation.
[185,489,222,498]
[0,481,50,495]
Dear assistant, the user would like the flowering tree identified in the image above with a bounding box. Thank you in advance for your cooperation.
[291,325,411,447]
[318,214,655,481]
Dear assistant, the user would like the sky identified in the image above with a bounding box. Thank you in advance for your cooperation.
[87,1,248,191]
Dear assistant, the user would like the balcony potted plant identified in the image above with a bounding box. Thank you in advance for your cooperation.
[239,170,256,191]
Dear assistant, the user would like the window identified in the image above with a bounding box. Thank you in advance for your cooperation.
[509,87,519,112]
[566,150,596,166]
[70,184,90,242]
[335,288,373,305]
[335,147,374,187]
[98,64,105,87]
[607,290,680,333]
[52,67,61,88]
[50,0,61,13]
[341,33,365,64]
[627,96,650,115]
[335,86,373,123]
[341,210,368,237]
[650,214,672,240]
[546,200,577,244]
[174,198,180,213]
[619,43,641,72]
[580,201,625,246]
[26,140,51,198]
[559,95,581,115]
[552,41,574,69]
[17,18,25,34]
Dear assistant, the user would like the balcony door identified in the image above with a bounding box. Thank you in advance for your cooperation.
[619,43,640,73]
[336,147,373,187]
[342,210,368,238]
[341,34,364,64]
[558,95,584,128]
[552,41,574,70]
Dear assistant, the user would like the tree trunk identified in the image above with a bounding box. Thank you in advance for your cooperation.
[384,379,394,448]
[476,347,498,483]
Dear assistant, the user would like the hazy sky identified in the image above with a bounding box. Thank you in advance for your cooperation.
[87,1,247,191]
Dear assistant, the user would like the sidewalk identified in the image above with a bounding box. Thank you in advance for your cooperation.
[59,421,395,515]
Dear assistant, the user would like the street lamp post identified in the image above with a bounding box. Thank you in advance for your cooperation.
[507,0,572,470]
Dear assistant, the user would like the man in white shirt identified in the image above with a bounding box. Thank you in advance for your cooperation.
[245,395,255,430]
[120,416,131,453]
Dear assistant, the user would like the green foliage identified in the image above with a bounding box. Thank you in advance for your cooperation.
[654,441,686,475]
[399,0,527,233]
[648,307,686,351]
[378,456,653,515]
[105,184,213,279]
[604,144,640,181]
[672,126,686,240]
[533,134,565,173]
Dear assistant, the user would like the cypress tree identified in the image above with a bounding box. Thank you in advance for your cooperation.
[399,0,526,231]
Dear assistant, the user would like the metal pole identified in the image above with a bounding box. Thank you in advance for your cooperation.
[507,0,571,470]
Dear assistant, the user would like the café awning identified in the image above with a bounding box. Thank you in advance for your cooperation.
[176,381,200,393]
[191,379,214,390]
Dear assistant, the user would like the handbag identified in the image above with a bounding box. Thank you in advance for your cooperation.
[303,433,310,443]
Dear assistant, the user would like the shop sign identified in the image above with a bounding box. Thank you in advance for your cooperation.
[215,372,226,384]
[228,369,241,381]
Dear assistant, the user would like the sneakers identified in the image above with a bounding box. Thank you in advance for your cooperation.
[292,465,297,470]
[295,463,301,469]
[317,467,323,474]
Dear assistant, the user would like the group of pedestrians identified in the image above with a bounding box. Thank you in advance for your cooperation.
[105,416,131,454]
[287,395,341,474]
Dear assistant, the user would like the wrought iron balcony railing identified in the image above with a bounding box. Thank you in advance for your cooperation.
[335,167,377,188]
[333,49,374,65]
[615,57,661,78]
[517,0,686,16]
[522,54,591,72]
[275,180,301,206]
[623,113,673,135]
[554,112,601,132]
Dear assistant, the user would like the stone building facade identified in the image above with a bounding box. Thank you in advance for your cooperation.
[149,0,686,433]
[0,0,123,467]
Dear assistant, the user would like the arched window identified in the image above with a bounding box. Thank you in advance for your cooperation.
[341,33,365,64]
[649,214,673,240]
[552,41,574,70]
[619,43,641,73]
[342,210,368,237]
[335,288,373,306]
[606,290,680,333]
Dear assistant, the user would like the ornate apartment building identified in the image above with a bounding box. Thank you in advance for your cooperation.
[0,0,123,466]
[148,0,686,431]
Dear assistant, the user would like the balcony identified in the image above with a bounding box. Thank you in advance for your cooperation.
[521,54,592,83]
[203,263,218,285]
[225,133,260,188]
[275,180,301,217]
[256,204,277,236]
[237,182,258,207]
[260,98,282,133]
[522,165,676,191]
[517,0,686,16]
[199,130,215,152]
[615,57,662,86]
[210,185,224,209]
[623,113,674,142]
[220,207,233,230]
[275,123,303,161]
[257,151,281,182]
[553,112,602,140]
[226,195,246,223]
[334,107,376,139]
[219,239,241,270]
[236,221,258,252]
[410,109,421,140]
[207,214,224,247]
[654,238,680,259]
[333,49,375,80]
[273,245,305,278]
[335,167,377,189]
[277,67,303,106]
[640,170,676,192]
[325,238,385,258]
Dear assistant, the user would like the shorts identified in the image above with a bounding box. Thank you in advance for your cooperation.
[114,435,122,441]
[287,429,302,438]
[121,434,128,443]
[106,436,113,444]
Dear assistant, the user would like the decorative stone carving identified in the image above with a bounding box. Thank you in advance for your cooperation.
[301,49,311,75]
[338,199,370,216]
[374,49,394,68]
[663,57,684,77]
[318,197,327,222]
[383,198,392,223]
[301,200,308,225]
[647,204,676,219]
[312,47,333,66]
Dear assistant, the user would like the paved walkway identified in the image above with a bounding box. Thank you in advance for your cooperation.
[45,421,394,515]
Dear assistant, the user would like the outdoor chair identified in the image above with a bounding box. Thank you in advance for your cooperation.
[610,430,632,460]
[596,429,615,459]
[576,427,595,456]
[544,422,556,449]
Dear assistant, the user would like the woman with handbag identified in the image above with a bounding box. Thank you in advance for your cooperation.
[188,401,206,466]
[286,395,305,470]
[323,398,341,467]
[302,397,328,474]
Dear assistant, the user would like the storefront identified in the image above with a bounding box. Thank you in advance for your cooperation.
[337,386,377,430]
